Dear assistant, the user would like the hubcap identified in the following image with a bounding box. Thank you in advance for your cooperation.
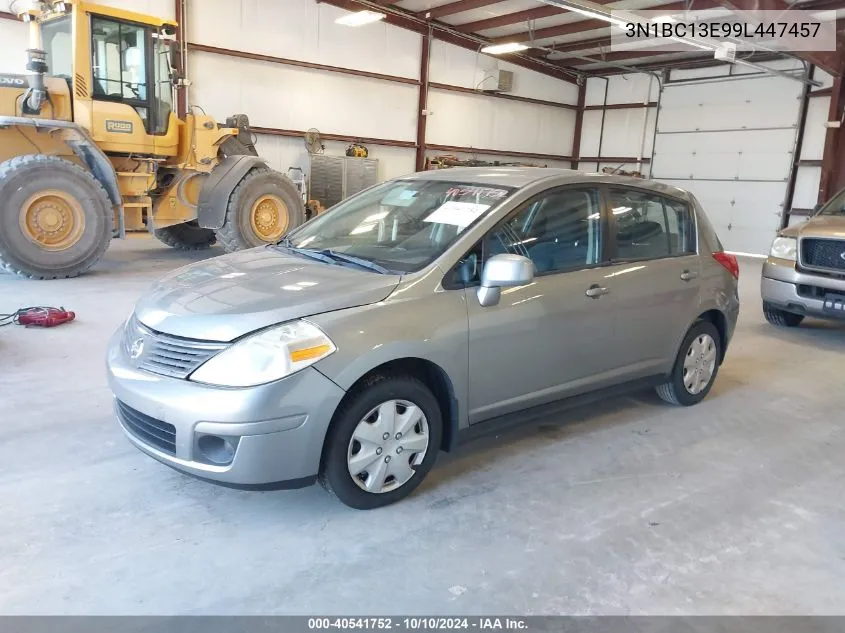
[682,333,717,395]
[249,194,289,242]
[19,190,86,251]
[347,400,430,494]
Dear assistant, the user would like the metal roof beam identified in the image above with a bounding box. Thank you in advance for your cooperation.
[417,0,507,19]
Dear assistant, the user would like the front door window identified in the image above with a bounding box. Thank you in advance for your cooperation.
[91,17,150,127]
[152,35,175,135]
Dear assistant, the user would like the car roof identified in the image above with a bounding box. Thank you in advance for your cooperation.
[404,167,693,200]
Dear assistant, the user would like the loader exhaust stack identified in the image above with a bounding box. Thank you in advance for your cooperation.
[24,47,48,113]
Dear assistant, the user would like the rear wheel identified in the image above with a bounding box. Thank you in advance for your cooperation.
[656,320,722,406]
[215,167,305,252]
[0,155,112,279]
[763,302,804,327]
[154,221,217,250]
[319,375,442,509]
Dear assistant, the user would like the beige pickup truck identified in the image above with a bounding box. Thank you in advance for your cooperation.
[762,188,845,326]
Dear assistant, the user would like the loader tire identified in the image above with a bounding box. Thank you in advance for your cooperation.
[154,221,217,250]
[215,167,305,252]
[0,155,113,279]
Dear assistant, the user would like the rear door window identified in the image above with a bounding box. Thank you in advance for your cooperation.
[609,188,695,260]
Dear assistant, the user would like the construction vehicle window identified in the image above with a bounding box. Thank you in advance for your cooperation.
[91,17,148,107]
[40,17,71,78]
[152,35,174,134]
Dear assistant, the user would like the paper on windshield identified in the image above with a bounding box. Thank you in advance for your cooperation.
[424,201,490,229]
[380,188,419,207]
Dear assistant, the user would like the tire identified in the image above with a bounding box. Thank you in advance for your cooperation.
[656,320,722,407]
[154,221,217,250]
[319,374,443,510]
[214,167,305,252]
[763,302,804,327]
[0,155,112,279]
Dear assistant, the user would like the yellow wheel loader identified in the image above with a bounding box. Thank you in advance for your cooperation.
[0,0,305,279]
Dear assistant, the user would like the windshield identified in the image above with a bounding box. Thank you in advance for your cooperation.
[40,16,72,78]
[817,187,845,216]
[284,179,515,273]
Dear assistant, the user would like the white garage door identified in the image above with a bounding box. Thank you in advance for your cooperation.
[651,72,802,255]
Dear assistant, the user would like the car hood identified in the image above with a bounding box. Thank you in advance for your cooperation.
[134,247,402,341]
[781,215,845,239]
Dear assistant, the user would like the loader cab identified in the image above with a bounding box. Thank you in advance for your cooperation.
[50,1,181,156]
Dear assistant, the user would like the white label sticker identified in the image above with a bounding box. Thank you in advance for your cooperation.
[424,201,491,229]
[381,188,419,207]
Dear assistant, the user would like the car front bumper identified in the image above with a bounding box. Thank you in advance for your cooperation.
[106,329,347,488]
[761,257,845,321]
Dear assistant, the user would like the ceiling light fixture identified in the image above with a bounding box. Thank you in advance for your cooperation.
[481,42,529,55]
[557,4,629,27]
[335,9,385,26]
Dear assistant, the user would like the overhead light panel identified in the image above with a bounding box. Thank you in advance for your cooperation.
[480,42,529,55]
[559,5,629,27]
[335,10,385,26]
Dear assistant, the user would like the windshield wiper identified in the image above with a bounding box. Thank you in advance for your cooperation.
[315,250,390,274]
[274,243,337,266]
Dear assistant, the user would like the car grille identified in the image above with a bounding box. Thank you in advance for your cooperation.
[124,316,228,379]
[116,400,177,454]
[800,238,845,273]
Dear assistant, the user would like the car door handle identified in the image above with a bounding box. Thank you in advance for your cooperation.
[680,270,700,282]
[585,284,610,298]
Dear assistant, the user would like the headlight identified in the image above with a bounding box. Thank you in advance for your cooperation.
[770,236,797,261]
[190,320,336,387]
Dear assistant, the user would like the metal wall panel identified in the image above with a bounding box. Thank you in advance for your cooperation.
[429,40,578,105]
[579,110,604,158]
[651,73,802,254]
[99,0,175,19]
[188,0,421,80]
[793,166,822,209]
[0,21,27,73]
[597,108,657,158]
[585,74,658,107]
[256,135,415,183]
[426,88,576,156]
[189,51,418,142]
[428,150,571,169]
[801,96,830,161]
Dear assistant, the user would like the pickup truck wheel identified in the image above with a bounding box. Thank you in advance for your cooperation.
[319,375,442,509]
[763,302,804,327]
[0,155,112,279]
[656,320,722,406]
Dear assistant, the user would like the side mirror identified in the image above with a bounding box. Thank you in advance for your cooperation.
[476,254,534,307]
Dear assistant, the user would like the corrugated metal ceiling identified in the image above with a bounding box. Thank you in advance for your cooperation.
[377,0,845,75]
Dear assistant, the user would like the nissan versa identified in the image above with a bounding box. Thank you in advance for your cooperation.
[107,168,740,509]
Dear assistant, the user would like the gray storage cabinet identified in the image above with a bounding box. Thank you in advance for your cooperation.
[310,155,379,209]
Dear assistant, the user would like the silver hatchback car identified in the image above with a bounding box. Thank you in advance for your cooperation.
[107,168,740,509]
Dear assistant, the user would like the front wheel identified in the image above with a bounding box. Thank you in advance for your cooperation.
[656,320,722,406]
[215,167,305,252]
[320,375,442,509]
[763,302,804,327]
[0,155,113,279]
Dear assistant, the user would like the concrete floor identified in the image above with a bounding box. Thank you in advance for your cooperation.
[1,237,844,615]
